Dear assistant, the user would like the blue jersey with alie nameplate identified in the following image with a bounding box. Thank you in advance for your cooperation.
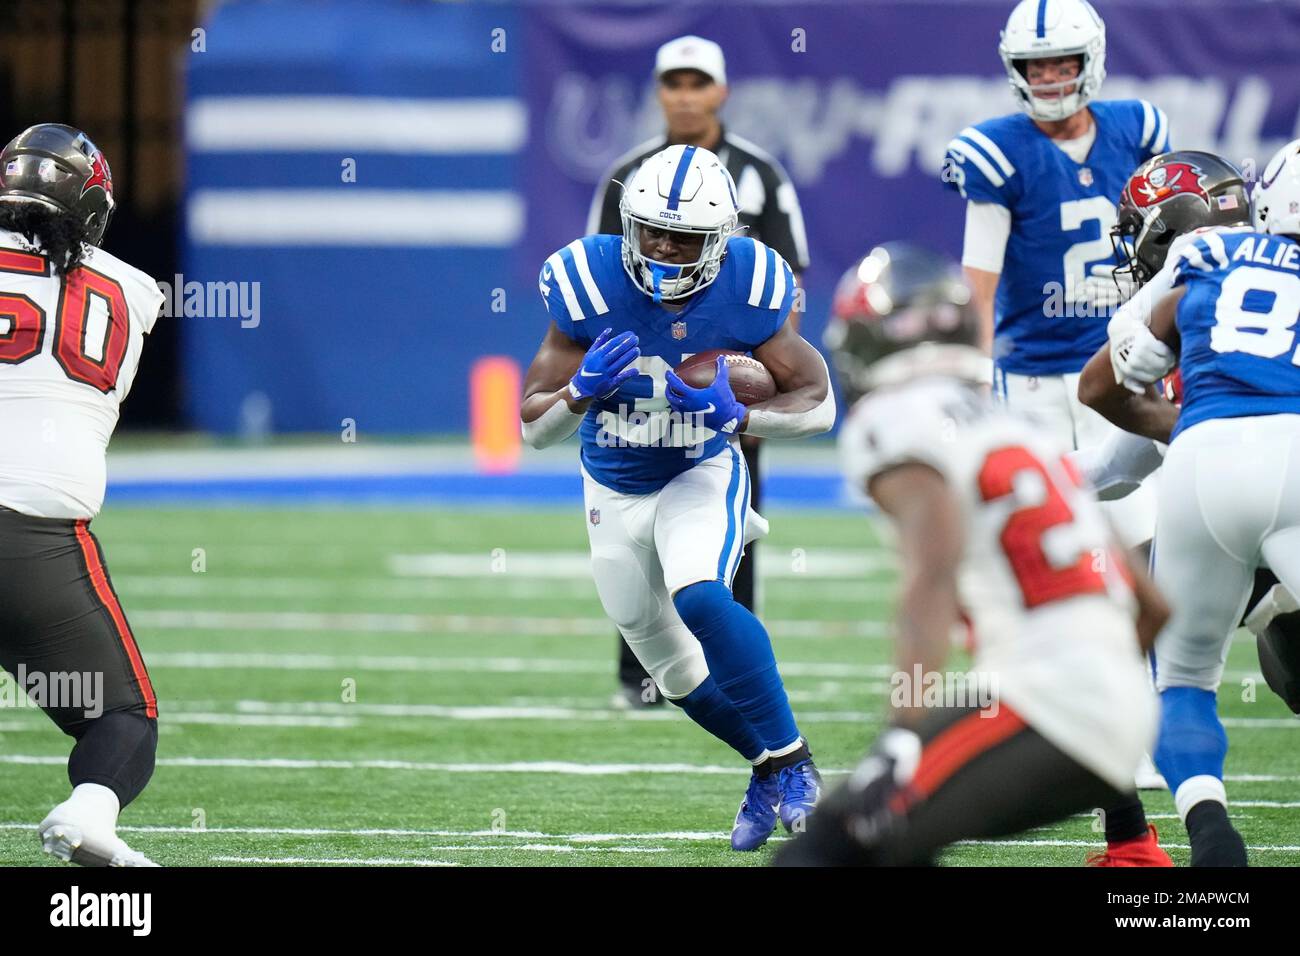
[539,234,792,494]
[1170,230,1300,440]
[943,99,1171,375]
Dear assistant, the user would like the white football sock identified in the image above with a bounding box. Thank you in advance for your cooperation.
[57,783,121,832]
[767,738,805,760]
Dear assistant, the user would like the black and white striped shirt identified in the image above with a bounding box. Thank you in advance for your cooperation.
[587,126,810,272]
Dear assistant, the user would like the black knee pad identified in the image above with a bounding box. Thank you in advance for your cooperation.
[67,711,158,809]
[1258,610,1300,715]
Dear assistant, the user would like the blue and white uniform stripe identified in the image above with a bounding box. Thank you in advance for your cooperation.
[666,145,698,211]
[545,240,610,321]
[744,240,792,311]
[1140,101,1170,155]
[716,444,750,586]
[947,135,1008,188]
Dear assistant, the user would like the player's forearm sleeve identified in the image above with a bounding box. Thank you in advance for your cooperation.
[521,399,584,449]
[1068,430,1166,502]
[744,354,837,439]
[961,201,1011,274]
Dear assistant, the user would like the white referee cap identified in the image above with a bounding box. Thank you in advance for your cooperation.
[654,35,727,86]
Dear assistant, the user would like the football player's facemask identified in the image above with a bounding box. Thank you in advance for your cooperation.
[1110,151,1250,287]
[1253,138,1300,240]
[999,0,1106,123]
[0,123,115,245]
[823,242,982,404]
[619,144,738,303]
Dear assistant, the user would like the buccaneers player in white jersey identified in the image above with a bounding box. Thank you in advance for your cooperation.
[0,124,164,866]
[776,243,1166,866]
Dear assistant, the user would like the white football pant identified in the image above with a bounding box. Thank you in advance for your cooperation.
[581,443,768,699]
[996,368,1157,548]
[1153,414,1300,691]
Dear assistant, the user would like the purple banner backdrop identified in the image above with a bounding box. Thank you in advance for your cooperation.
[521,0,1300,348]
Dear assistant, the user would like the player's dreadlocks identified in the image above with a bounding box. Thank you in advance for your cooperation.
[0,200,93,275]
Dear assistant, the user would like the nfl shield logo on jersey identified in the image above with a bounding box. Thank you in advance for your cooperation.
[671,320,687,340]
[589,508,601,526]
[1078,167,1094,187]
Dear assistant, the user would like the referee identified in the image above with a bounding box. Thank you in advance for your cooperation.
[589,35,810,709]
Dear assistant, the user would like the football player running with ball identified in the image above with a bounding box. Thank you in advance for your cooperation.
[520,145,836,850]
[1070,151,1254,866]
[0,125,164,866]
[1075,141,1300,865]
[776,243,1165,866]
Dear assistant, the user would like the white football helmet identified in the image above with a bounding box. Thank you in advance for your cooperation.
[1253,139,1300,239]
[619,144,739,302]
[998,0,1106,122]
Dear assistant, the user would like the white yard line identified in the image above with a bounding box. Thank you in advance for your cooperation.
[2,753,1295,780]
[140,652,897,680]
[227,699,888,722]
[209,855,458,866]
[411,844,668,854]
[0,823,728,841]
[0,755,753,774]
[168,712,359,728]
[113,574,894,602]
[5,820,1300,850]
[127,609,887,639]
[387,550,897,580]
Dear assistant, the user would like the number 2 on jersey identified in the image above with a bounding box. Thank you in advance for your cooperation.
[1060,196,1118,304]
[0,250,128,392]
[978,445,1108,608]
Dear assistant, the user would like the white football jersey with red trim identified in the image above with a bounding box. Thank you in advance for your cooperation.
[840,375,1157,789]
[0,230,163,519]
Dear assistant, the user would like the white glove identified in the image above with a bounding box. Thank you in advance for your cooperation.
[1108,313,1175,393]
[1078,265,1136,310]
[1076,273,1128,310]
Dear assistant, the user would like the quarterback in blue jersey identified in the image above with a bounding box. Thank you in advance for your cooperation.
[943,0,1171,550]
[520,145,836,850]
[1090,140,1300,865]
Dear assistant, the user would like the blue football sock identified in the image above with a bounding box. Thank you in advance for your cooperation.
[673,580,800,751]
[1154,686,1228,795]
[669,675,767,762]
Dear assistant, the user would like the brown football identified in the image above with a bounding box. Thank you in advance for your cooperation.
[673,349,777,406]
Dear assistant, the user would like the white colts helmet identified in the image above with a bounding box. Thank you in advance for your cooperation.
[619,144,739,302]
[999,0,1107,122]
[1253,139,1300,239]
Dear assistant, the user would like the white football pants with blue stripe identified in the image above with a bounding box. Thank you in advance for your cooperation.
[581,443,769,700]
[995,368,1157,549]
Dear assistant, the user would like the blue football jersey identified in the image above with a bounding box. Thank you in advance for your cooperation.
[1170,230,1300,440]
[944,99,1171,375]
[538,234,792,494]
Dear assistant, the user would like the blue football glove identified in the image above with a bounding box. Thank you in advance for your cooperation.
[568,328,641,401]
[664,354,746,434]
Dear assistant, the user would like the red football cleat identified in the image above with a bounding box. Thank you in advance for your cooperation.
[1086,824,1175,867]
